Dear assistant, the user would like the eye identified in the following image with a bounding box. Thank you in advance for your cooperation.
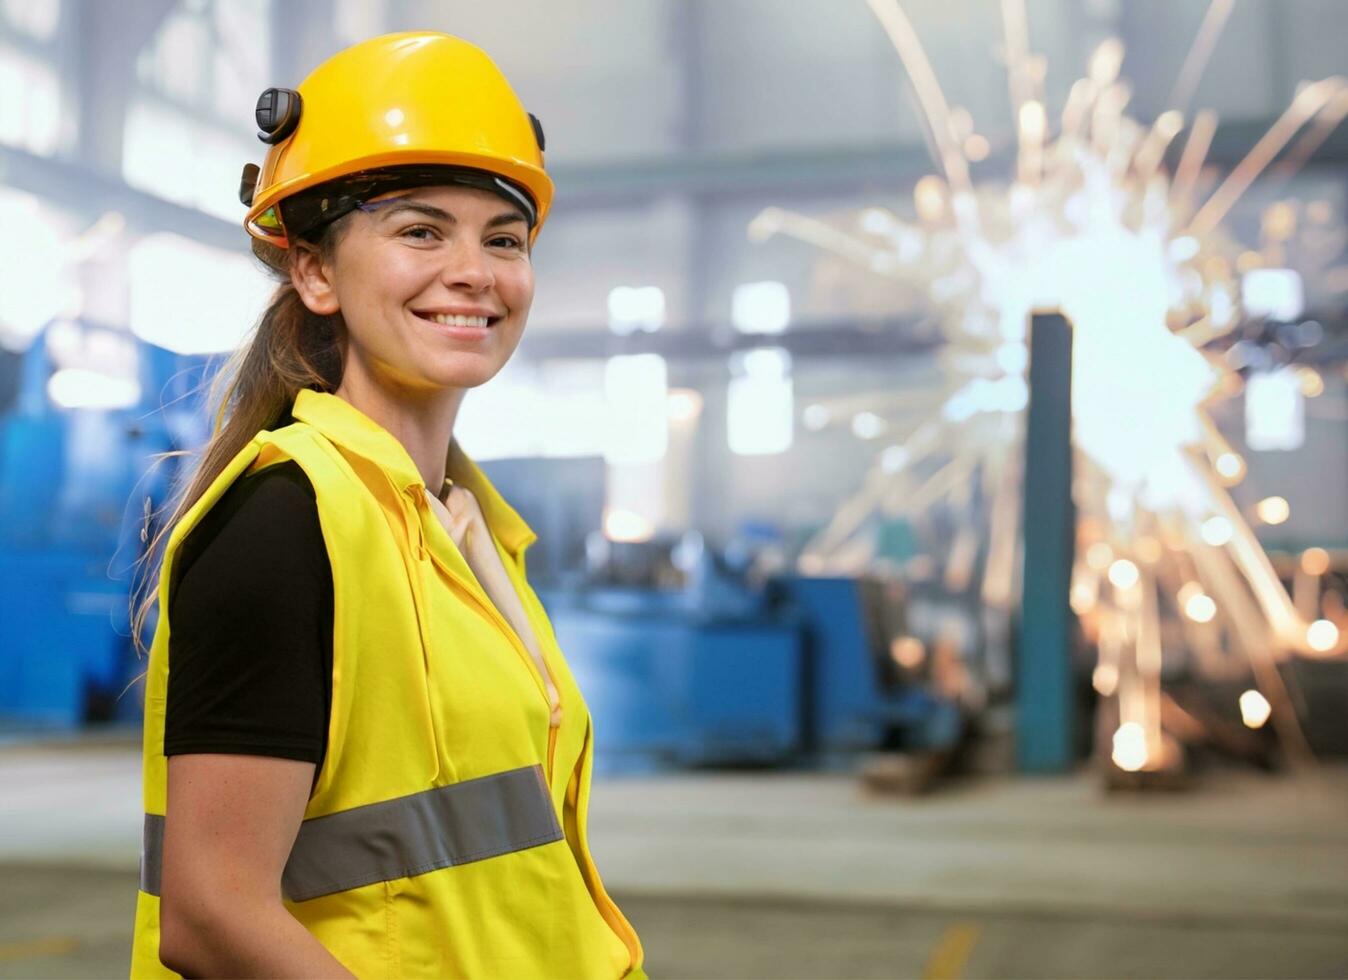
[488,234,525,250]
[399,224,441,242]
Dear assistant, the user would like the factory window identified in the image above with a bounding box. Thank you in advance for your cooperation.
[134,0,269,115]
[0,45,60,155]
[123,100,254,221]
[727,347,794,456]
[123,0,270,219]
[607,286,666,335]
[604,354,669,465]
[135,6,209,104]
[1245,367,1306,452]
[127,232,273,355]
[0,188,79,352]
[454,359,608,461]
[0,0,60,40]
[732,280,792,334]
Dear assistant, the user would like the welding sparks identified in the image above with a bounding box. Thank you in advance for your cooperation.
[755,0,1348,770]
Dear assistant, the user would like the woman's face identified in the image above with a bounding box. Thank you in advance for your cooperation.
[294,183,535,397]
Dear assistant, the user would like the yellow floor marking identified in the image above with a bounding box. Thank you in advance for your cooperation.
[923,921,982,980]
[0,935,78,962]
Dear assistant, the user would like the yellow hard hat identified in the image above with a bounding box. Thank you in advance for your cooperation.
[240,32,553,248]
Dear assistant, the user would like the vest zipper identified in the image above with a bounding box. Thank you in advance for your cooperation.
[412,493,564,780]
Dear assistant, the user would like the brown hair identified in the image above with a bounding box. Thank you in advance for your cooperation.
[127,230,348,669]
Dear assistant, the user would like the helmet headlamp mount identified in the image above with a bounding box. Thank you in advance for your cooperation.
[256,87,303,144]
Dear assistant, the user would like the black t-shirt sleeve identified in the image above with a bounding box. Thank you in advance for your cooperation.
[163,460,334,770]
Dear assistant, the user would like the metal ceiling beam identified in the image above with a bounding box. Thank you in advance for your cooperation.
[1,115,1341,248]
[514,315,941,362]
[548,118,1348,211]
[548,142,935,210]
[513,308,1348,366]
[0,142,245,252]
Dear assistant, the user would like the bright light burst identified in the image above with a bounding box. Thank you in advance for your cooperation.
[753,0,1348,770]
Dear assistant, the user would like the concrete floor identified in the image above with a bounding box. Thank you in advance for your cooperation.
[2,731,1347,978]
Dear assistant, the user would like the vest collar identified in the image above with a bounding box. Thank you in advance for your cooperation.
[290,388,538,556]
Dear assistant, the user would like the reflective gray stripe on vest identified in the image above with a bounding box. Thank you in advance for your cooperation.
[141,812,165,896]
[140,765,562,902]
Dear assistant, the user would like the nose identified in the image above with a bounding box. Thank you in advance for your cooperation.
[440,236,495,292]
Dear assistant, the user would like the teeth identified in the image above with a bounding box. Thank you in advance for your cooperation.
[430,313,490,328]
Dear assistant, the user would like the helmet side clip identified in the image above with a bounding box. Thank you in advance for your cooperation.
[238,163,261,206]
[256,87,303,145]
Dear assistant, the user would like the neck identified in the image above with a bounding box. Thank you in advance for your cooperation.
[333,369,467,493]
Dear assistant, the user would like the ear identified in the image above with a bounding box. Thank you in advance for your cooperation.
[289,242,340,316]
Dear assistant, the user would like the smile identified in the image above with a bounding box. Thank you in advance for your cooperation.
[412,311,502,341]
[416,312,497,328]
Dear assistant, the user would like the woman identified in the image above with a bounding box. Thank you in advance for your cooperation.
[129,32,646,979]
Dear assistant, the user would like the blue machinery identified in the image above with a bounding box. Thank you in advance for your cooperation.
[544,549,964,772]
[0,323,210,729]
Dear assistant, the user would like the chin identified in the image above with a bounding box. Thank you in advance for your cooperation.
[420,359,505,390]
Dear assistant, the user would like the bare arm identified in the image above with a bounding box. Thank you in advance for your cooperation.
[158,754,355,979]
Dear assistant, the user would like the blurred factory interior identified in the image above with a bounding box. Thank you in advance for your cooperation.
[2,0,1348,976]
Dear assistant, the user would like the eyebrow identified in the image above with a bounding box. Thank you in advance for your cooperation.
[368,199,528,229]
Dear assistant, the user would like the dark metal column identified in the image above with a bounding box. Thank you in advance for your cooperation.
[1017,311,1076,772]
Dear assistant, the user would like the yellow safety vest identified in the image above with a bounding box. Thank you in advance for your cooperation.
[130,389,645,979]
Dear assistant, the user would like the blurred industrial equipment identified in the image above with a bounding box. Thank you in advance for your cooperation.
[0,319,210,729]
[544,529,966,774]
